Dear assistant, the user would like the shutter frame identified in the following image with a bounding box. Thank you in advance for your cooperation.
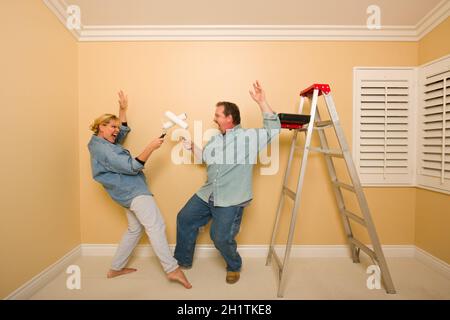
[417,56,450,193]
[353,68,416,186]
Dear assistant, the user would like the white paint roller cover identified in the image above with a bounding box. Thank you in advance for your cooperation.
[162,113,187,129]
[164,111,189,129]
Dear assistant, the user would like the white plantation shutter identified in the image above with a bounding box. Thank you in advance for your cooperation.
[354,69,415,185]
[418,57,450,192]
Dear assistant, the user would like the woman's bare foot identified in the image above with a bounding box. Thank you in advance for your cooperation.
[167,267,192,289]
[107,268,137,278]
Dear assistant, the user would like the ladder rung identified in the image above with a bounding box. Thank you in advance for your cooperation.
[333,181,356,192]
[271,250,283,272]
[343,209,366,226]
[314,120,333,128]
[348,237,377,261]
[308,147,343,158]
[283,186,296,200]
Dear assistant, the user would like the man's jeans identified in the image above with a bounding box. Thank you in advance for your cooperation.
[174,194,244,272]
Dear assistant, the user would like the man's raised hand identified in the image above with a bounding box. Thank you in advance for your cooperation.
[249,80,266,105]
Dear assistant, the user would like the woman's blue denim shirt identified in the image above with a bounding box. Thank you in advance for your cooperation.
[87,125,152,208]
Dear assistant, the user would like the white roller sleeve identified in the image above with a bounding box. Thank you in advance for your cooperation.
[162,113,187,129]
[164,111,189,129]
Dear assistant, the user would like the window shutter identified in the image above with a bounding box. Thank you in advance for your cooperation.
[354,69,415,185]
[417,57,450,193]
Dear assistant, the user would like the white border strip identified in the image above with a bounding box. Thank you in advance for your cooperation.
[81,244,415,258]
[42,0,82,39]
[415,246,450,279]
[416,0,450,39]
[5,245,81,300]
[78,25,419,42]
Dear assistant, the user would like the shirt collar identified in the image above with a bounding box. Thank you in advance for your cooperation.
[223,124,241,136]
[91,134,114,145]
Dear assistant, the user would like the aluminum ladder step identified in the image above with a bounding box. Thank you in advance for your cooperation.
[348,237,377,261]
[332,180,356,192]
[308,147,343,158]
[314,120,333,128]
[342,209,366,226]
[283,186,297,200]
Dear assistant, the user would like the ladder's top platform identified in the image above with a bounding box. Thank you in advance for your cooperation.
[300,83,331,97]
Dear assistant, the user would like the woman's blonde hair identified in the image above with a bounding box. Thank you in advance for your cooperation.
[90,114,120,135]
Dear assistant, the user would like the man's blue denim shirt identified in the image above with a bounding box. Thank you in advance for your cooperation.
[87,125,152,208]
[196,112,281,207]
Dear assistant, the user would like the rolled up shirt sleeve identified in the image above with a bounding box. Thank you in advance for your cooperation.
[262,112,281,130]
[115,125,131,145]
[256,112,281,151]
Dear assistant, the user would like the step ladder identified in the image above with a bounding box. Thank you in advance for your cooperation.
[266,83,396,298]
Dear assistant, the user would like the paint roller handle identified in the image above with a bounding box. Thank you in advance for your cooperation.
[180,137,192,150]
[159,128,167,139]
[181,138,203,162]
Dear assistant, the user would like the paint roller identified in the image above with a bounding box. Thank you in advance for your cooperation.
[159,111,189,138]
[162,112,188,130]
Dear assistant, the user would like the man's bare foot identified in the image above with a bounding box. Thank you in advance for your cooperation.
[167,267,192,289]
[107,268,137,278]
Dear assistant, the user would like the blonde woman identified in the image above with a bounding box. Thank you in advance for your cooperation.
[87,91,191,289]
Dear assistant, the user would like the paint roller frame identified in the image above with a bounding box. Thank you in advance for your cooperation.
[162,113,187,130]
[165,111,189,129]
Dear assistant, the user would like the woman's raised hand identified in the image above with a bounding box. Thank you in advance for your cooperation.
[118,90,128,111]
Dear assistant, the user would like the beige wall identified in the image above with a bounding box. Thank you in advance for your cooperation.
[419,17,450,65]
[79,41,418,246]
[0,1,80,298]
[415,189,450,264]
[416,16,450,265]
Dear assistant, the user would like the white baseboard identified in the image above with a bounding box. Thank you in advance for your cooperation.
[415,246,450,279]
[81,244,416,258]
[5,245,81,300]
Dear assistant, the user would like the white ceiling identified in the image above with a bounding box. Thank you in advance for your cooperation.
[68,0,443,26]
[44,0,450,41]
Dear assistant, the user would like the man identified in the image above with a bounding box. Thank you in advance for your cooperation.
[174,81,281,284]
